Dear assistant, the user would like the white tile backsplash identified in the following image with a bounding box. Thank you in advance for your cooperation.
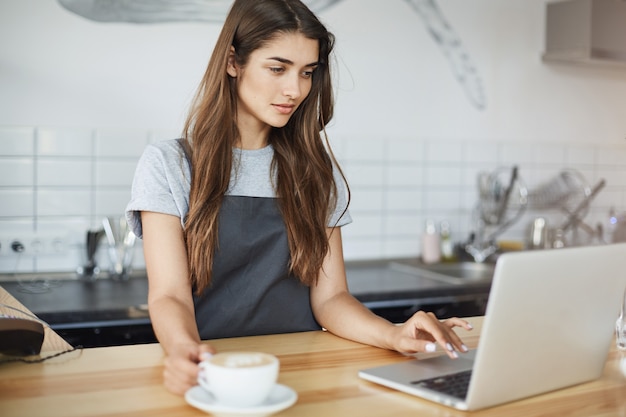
[349,189,384,212]
[387,164,424,187]
[465,142,499,165]
[595,188,623,208]
[386,139,424,162]
[95,160,139,187]
[344,138,386,161]
[385,213,422,237]
[343,213,383,237]
[385,189,422,212]
[0,255,34,273]
[597,147,626,166]
[422,189,464,211]
[0,158,33,186]
[565,145,597,165]
[533,144,566,166]
[37,128,93,156]
[344,163,385,187]
[37,159,92,186]
[0,127,35,155]
[382,237,419,258]
[0,190,34,217]
[341,237,382,260]
[500,143,535,165]
[597,167,626,188]
[96,128,150,157]
[426,142,464,163]
[36,217,89,237]
[95,189,133,218]
[0,126,625,271]
[0,219,36,236]
[425,165,463,187]
[37,189,91,217]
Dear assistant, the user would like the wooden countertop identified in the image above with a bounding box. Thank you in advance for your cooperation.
[1,316,625,417]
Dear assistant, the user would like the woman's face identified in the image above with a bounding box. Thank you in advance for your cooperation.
[228,32,319,145]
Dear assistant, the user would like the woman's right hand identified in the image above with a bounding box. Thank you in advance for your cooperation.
[162,342,216,395]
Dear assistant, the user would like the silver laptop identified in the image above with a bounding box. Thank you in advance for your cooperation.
[359,243,626,411]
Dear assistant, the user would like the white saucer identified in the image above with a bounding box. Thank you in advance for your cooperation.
[185,383,297,417]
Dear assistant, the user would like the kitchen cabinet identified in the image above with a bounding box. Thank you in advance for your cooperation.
[53,322,156,347]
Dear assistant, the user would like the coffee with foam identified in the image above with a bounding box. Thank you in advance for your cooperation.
[198,351,279,407]
[210,352,275,368]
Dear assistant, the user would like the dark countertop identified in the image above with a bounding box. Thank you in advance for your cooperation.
[0,259,491,330]
[344,260,491,306]
[0,275,151,329]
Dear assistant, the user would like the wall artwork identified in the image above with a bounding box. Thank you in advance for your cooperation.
[57,0,486,110]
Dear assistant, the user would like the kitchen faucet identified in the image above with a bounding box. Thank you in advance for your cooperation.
[465,166,527,263]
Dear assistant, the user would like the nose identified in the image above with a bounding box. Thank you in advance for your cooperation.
[283,74,303,101]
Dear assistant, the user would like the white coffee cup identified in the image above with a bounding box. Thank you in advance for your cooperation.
[197,351,279,407]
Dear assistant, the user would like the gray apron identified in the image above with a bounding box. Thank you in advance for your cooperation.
[192,195,321,339]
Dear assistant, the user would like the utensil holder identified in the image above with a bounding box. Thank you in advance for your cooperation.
[103,216,136,280]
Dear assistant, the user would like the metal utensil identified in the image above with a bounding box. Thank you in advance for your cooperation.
[79,229,104,280]
[559,179,606,232]
[102,216,136,280]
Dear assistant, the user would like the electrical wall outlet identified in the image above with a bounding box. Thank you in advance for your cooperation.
[0,234,70,258]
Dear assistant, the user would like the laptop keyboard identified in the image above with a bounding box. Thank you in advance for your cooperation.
[411,369,472,399]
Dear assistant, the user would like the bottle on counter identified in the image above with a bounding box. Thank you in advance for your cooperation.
[439,221,456,262]
[421,219,441,264]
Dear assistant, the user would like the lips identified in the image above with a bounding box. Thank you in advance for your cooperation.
[273,103,295,115]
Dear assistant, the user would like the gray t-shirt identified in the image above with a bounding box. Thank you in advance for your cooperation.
[126,139,351,237]
[125,139,351,339]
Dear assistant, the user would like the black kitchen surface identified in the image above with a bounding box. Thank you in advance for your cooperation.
[1,259,491,347]
[1,275,150,314]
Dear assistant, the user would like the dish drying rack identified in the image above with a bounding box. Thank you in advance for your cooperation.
[466,167,606,262]
[527,169,606,244]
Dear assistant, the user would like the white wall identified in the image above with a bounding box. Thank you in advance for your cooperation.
[3,0,626,141]
[1,0,625,273]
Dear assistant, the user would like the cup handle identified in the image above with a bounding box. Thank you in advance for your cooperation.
[197,362,211,391]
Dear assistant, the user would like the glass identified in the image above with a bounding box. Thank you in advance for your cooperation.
[616,288,626,351]
[103,216,136,280]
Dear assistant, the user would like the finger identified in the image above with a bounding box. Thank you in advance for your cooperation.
[163,365,195,395]
[164,355,201,390]
[411,312,464,358]
[163,367,193,395]
[396,334,463,357]
[441,317,472,352]
[402,312,451,355]
[443,317,474,331]
[197,343,217,361]
[397,337,440,355]
[192,343,216,370]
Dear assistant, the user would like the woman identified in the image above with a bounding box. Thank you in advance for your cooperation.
[126,0,472,396]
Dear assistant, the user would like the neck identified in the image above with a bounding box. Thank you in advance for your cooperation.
[236,135,269,150]
[235,113,271,150]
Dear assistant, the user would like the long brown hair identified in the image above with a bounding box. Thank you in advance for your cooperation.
[182,0,348,294]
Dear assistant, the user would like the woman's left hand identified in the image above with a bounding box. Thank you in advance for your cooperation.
[389,311,473,358]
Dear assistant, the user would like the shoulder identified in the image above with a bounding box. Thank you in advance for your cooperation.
[142,138,185,161]
[138,139,189,172]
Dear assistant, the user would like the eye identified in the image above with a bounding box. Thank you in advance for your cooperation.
[301,66,318,79]
[269,67,285,74]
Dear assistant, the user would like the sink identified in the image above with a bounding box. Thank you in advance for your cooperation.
[388,261,495,285]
